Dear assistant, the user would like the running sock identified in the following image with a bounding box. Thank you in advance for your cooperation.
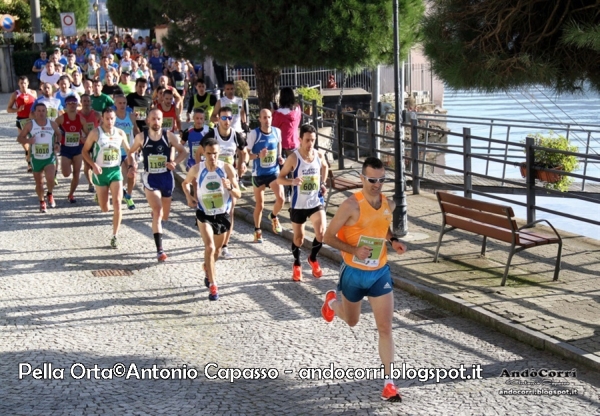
[153,233,163,252]
[269,212,278,219]
[291,243,301,266]
[255,227,261,231]
[46,192,52,196]
[222,244,227,249]
[384,379,394,387]
[309,238,322,262]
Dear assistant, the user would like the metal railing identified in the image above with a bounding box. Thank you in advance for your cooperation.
[226,63,436,101]
[299,97,600,229]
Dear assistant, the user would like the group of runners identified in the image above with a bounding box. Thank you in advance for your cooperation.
[9,36,408,401]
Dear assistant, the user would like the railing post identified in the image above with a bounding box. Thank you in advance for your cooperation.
[312,99,319,149]
[463,127,472,198]
[368,111,376,158]
[354,116,359,160]
[337,104,344,169]
[411,118,420,195]
[525,135,536,223]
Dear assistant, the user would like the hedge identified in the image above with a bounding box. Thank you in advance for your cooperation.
[13,49,55,77]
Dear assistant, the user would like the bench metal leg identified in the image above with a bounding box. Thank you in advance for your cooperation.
[481,236,487,257]
[434,222,448,262]
[553,240,563,281]
[501,244,517,286]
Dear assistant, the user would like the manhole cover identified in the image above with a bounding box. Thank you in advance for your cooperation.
[402,308,449,321]
[92,269,133,277]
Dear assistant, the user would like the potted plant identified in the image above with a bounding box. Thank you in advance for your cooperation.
[520,132,579,192]
[296,86,323,115]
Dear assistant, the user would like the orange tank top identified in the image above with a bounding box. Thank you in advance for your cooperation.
[338,191,393,271]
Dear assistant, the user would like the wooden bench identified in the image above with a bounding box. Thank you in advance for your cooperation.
[324,154,363,210]
[434,192,562,286]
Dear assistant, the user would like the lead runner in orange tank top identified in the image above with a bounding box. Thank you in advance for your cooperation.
[322,156,407,402]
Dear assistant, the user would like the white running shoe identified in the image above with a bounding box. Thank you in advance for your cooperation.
[221,246,234,259]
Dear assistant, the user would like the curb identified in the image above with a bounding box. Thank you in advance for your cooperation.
[173,168,600,372]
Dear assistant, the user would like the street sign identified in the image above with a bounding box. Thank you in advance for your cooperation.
[1,15,16,32]
[60,12,76,36]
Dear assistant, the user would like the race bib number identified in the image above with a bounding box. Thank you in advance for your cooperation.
[148,154,167,174]
[175,80,185,90]
[218,154,234,165]
[230,103,239,115]
[102,147,120,165]
[162,117,174,130]
[86,122,95,132]
[33,143,50,159]
[191,144,200,159]
[47,108,58,119]
[134,106,147,118]
[65,132,80,146]
[300,175,319,194]
[201,192,224,212]
[352,236,385,268]
[260,149,277,168]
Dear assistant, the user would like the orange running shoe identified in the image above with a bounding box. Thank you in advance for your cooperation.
[292,264,302,281]
[307,257,323,278]
[47,193,56,208]
[381,383,402,402]
[157,251,168,262]
[209,284,219,301]
[321,290,337,322]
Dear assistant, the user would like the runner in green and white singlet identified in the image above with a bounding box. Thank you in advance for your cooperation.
[82,107,135,249]
[17,102,63,213]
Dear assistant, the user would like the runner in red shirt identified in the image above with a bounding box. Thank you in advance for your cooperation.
[78,94,101,193]
[56,95,90,203]
[157,89,180,133]
[7,76,38,172]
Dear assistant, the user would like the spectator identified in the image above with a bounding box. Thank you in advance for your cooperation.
[31,51,48,86]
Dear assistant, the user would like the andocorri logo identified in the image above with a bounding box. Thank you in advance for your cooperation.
[206,181,221,191]
[500,368,576,377]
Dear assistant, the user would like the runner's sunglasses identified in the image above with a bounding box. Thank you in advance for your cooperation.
[362,175,386,184]
[220,116,233,121]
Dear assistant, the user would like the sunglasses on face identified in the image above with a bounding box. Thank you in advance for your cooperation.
[363,175,386,184]
[220,116,233,121]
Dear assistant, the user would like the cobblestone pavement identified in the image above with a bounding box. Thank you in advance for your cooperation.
[1,98,600,415]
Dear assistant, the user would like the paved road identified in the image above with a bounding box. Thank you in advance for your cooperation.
[1,107,599,415]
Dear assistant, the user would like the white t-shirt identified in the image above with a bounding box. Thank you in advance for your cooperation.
[40,71,61,86]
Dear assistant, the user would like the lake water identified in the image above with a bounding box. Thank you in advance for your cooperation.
[442,88,600,240]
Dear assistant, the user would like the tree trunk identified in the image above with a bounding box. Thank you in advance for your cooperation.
[254,64,281,110]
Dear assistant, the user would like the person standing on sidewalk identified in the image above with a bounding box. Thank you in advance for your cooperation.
[129,109,188,262]
[182,137,241,301]
[246,109,285,243]
[82,107,134,248]
[17,103,62,212]
[277,124,328,281]
[321,156,407,402]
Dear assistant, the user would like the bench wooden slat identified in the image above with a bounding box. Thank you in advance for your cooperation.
[434,191,562,286]
[441,201,517,230]
[446,215,515,244]
[438,192,515,217]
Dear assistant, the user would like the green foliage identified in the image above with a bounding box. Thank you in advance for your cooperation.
[42,0,89,31]
[234,80,250,100]
[156,0,424,105]
[106,0,162,29]
[0,0,56,34]
[422,0,600,94]
[296,86,323,107]
[526,133,580,192]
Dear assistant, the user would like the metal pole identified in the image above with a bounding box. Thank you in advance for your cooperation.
[392,0,407,235]
[95,0,101,36]
[525,136,536,223]
[372,65,381,159]
[30,0,42,50]
[463,128,472,198]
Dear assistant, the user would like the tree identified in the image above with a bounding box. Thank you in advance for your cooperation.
[106,0,162,30]
[158,0,424,108]
[422,0,600,94]
[44,0,90,30]
[0,0,57,33]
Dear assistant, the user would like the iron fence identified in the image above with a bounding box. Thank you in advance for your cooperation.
[299,97,600,229]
